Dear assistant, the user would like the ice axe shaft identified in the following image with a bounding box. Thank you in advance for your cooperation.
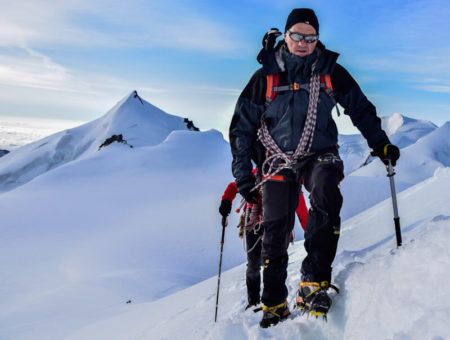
[387,161,402,247]
[214,216,227,322]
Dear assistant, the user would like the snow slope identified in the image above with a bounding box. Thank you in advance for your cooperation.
[65,168,450,340]
[351,122,450,184]
[0,91,188,192]
[338,113,437,175]
[0,128,249,340]
[1,92,448,339]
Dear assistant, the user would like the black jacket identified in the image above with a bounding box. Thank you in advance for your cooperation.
[230,41,390,191]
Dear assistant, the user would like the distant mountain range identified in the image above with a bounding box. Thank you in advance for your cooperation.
[0,92,443,194]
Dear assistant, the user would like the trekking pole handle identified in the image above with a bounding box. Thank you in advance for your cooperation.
[387,161,402,247]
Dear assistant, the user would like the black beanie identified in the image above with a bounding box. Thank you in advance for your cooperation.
[285,8,319,33]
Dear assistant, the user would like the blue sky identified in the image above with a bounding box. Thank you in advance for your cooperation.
[0,0,449,137]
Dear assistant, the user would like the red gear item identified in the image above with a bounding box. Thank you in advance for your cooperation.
[221,181,238,202]
[296,192,308,231]
[221,179,308,231]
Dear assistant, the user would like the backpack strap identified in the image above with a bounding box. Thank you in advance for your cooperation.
[266,73,341,116]
[320,74,333,95]
[320,74,341,116]
[265,73,279,105]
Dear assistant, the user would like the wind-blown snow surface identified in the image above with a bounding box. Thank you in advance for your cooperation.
[65,168,450,340]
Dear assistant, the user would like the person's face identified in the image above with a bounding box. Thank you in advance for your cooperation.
[284,22,318,57]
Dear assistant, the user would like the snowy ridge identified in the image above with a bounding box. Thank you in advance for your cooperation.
[351,122,450,184]
[381,113,438,149]
[65,168,450,340]
[339,113,437,175]
[0,91,188,192]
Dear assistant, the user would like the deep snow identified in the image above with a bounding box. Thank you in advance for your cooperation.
[0,92,448,339]
[65,168,450,340]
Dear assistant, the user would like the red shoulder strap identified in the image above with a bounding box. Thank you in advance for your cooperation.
[265,73,280,103]
[319,74,333,92]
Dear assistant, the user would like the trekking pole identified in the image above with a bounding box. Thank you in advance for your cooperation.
[214,216,227,322]
[387,160,402,247]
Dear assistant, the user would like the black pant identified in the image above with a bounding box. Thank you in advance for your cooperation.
[245,230,262,305]
[301,151,344,283]
[260,149,344,307]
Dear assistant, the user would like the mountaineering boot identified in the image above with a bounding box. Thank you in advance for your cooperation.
[259,301,290,328]
[245,297,260,311]
[296,280,333,317]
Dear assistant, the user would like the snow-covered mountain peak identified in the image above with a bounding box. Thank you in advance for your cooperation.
[97,90,188,148]
[0,91,194,192]
[382,112,405,136]
[381,112,437,138]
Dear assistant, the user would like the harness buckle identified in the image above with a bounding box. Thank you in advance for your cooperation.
[290,82,300,91]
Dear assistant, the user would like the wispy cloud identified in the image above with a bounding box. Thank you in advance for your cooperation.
[0,0,243,105]
[416,85,450,93]
[0,47,76,92]
[0,0,241,52]
[0,45,167,96]
[411,77,450,93]
[184,85,241,96]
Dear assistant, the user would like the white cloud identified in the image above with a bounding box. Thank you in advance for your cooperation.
[0,0,240,52]
[414,85,450,94]
[0,45,167,96]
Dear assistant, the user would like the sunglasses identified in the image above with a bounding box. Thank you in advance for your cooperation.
[287,31,319,43]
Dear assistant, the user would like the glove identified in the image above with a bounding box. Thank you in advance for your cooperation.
[219,199,232,217]
[257,28,282,64]
[239,186,259,204]
[262,28,282,50]
[372,143,400,166]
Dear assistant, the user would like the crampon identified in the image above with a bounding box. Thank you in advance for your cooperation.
[295,281,339,322]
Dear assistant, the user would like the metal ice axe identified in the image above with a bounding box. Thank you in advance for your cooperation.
[387,160,402,247]
[214,216,227,322]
